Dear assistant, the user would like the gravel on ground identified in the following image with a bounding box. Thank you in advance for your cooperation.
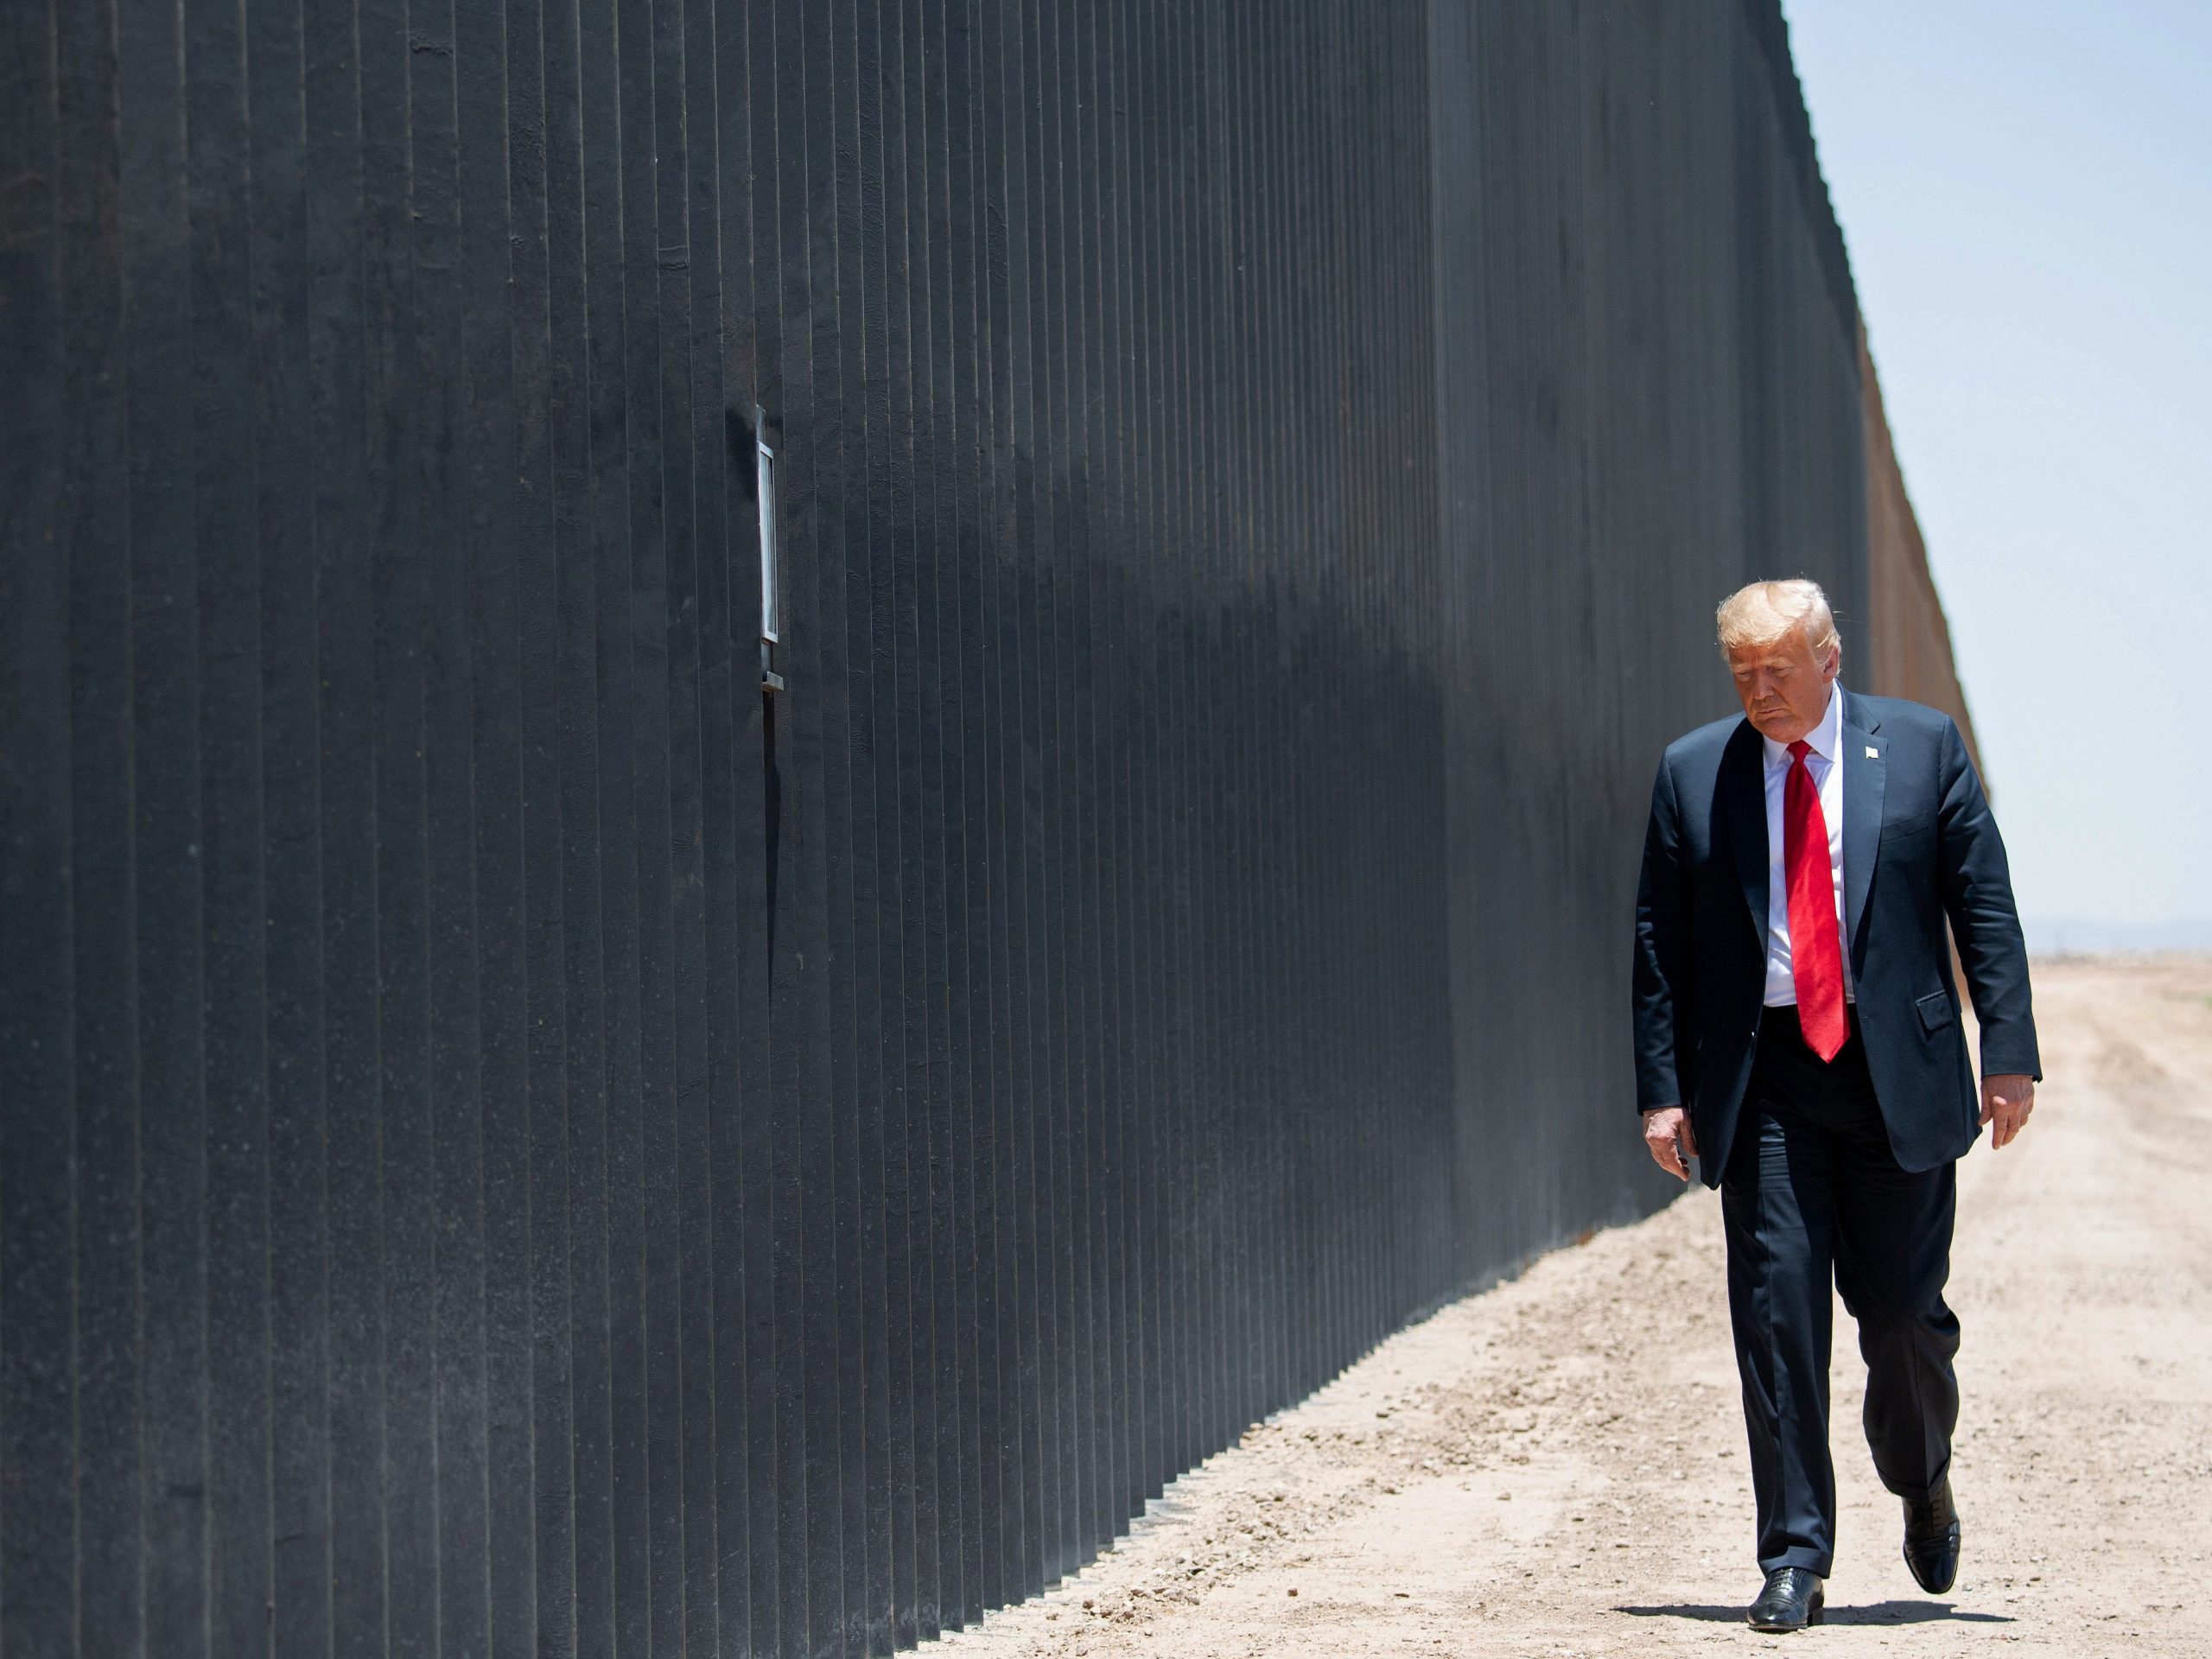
[931,956,2212,1657]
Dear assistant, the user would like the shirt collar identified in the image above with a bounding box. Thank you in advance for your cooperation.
[1761,683,1844,769]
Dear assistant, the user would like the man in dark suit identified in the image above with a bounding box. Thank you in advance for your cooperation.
[1631,579,2040,1632]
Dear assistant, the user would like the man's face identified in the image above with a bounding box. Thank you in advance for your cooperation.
[1726,624,1839,744]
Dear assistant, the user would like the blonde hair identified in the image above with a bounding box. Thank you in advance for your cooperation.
[1715,579,1840,659]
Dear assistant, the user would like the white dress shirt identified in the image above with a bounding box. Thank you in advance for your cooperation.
[1762,683,1855,1007]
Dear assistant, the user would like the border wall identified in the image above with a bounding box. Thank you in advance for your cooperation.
[1860,324,1985,766]
[2,2,1963,1655]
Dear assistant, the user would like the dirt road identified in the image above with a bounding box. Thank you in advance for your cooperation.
[932,957,2212,1656]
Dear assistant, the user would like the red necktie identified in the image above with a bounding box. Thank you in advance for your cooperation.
[1784,739,1847,1061]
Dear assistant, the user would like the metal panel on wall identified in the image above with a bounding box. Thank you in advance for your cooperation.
[3,2,1878,1656]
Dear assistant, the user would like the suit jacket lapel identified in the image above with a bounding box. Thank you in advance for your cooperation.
[1721,719,1769,950]
[1840,688,1885,956]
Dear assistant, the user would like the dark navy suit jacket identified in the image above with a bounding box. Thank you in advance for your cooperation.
[1632,687,2040,1185]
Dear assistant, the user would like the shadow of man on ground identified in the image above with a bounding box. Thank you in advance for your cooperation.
[1616,1601,2014,1626]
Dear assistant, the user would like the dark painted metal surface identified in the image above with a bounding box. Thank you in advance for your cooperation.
[3,2,1868,1654]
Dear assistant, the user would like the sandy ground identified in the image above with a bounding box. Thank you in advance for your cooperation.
[932,957,2212,1657]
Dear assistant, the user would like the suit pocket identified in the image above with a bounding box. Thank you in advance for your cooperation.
[1916,989,1956,1033]
[1884,815,1936,852]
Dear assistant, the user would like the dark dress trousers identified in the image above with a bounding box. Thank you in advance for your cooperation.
[1631,687,2039,1575]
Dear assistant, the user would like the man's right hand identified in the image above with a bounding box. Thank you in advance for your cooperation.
[1642,1106,1698,1182]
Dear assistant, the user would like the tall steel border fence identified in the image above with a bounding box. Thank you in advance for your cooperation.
[3,2,1882,1655]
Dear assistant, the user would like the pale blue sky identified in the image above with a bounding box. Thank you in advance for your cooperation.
[1783,1,2211,937]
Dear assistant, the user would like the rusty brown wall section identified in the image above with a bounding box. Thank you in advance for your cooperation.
[1860,325,1986,776]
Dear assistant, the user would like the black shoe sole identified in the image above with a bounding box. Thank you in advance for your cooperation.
[1749,1596,1824,1632]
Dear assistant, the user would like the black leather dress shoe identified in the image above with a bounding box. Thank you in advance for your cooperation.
[1748,1567,1825,1632]
[1903,1475,1961,1594]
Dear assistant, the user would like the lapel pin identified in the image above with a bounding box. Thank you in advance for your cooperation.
[1865,746,1878,759]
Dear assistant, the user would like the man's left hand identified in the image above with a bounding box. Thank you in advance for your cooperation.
[1980,1073,2036,1149]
